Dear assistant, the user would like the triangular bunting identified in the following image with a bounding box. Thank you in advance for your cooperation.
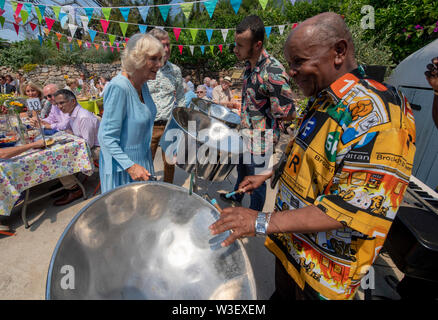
[0,0,5,10]
[0,9,4,17]
[230,0,242,14]
[200,45,205,55]
[56,41,60,50]
[180,3,193,20]
[204,0,218,18]
[67,36,72,42]
[108,34,116,46]
[52,6,61,20]
[34,6,43,24]
[189,45,194,55]
[94,44,100,50]
[38,35,43,46]
[210,45,214,55]
[178,45,183,55]
[68,24,77,37]
[221,29,228,42]
[59,12,68,27]
[173,28,181,41]
[265,26,272,39]
[13,14,21,25]
[37,5,46,19]
[138,7,149,23]
[138,24,147,34]
[29,22,37,31]
[259,0,268,10]
[13,22,19,35]
[77,39,82,48]
[119,22,128,37]
[102,7,111,21]
[55,32,62,41]
[278,25,285,35]
[206,29,213,42]
[69,44,73,51]
[80,16,89,32]
[20,10,28,24]
[0,16,4,28]
[189,29,198,42]
[292,23,298,29]
[24,3,32,15]
[110,46,114,53]
[100,19,109,34]
[119,7,130,21]
[45,17,55,32]
[84,8,94,21]
[218,44,223,53]
[10,1,17,13]
[43,27,50,36]
[14,2,22,17]
[158,5,170,22]
[89,29,97,42]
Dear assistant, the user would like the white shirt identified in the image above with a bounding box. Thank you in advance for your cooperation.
[68,104,100,148]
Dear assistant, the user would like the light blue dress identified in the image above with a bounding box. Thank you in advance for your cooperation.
[98,74,157,193]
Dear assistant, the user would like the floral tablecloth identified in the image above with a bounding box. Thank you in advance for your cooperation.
[0,132,95,216]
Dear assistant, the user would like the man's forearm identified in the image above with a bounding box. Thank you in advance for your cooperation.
[433,94,438,129]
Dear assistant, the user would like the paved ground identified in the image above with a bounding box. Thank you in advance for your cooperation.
[0,134,403,300]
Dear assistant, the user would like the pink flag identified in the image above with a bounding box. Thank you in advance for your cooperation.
[125,37,129,43]
[173,28,181,42]
[15,3,23,17]
[115,42,119,48]
[67,36,72,42]
[13,14,22,24]
[56,42,60,50]
[178,45,183,55]
[13,23,19,35]
[45,17,55,32]
[100,19,109,34]
[0,9,5,17]
[29,22,37,31]
[292,23,298,29]
[110,46,114,52]
[117,47,120,52]
[218,44,223,53]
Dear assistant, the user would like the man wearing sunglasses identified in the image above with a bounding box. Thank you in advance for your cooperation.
[30,84,70,131]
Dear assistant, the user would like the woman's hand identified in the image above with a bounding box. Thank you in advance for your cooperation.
[127,164,151,181]
[238,173,272,194]
[29,117,42,128]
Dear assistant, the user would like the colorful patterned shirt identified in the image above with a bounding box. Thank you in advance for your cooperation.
[147,61,185,121]
[240,49,295,154]
[265,69,416,300]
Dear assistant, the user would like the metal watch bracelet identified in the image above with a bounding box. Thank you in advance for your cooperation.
[255,211,272,236]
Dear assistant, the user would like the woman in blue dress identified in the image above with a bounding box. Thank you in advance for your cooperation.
[98,34,164,193]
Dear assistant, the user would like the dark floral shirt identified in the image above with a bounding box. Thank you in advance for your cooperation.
[240,49,295,154]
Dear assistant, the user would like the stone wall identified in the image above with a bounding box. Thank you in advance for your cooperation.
[0,63,121,90]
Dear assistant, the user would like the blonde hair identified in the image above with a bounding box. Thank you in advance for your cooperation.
[66,78,78,87]
[121,33,164,76]
[21,82,43,99]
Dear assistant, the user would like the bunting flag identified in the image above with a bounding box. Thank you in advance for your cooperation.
[80,16,89,32]
[190,29,198,42]
[84,8,93,21]
[56,41,60,50]
[221,29,228,42]
[119,7,130,21]
[259,0,269,10]
[38,35,43,46]
[101,7,111,21]
[119,22,128,37]
[218,44,223,53]
[115,42,119,48]
[14,2,22,17]
[29,22,37,31]
[100,19,109,33]
[45,17,55,32]
[200,45,205,55]
[230,0,242,14]
[34,6,43,23]
[69,44,73,51]
[10,1,17,13]
[20,9,28,24]
[68,24,77,37]
[43,27,50,36]
[180,2,193,20]
[173,27,181,41]
[292,23,298,29]
[158,5,170,22]
[59,12,68,27]
[204,0,218,18]
[138,7,149,23]
[88,29,97,42]
[67,36,72,42]
[0,0,4,10]
[178,45,183,55]
[52,6,61,20]
[0,16,4,28]
[37,4,46,20]
[265,26,272,39]
[77,39,82,48]
[189,45,194,55]
[206,29,213,42]
[110,46,114,53]
[55,32,62,41]
[13,22,19,35]
[138,24,147,34]
[108,34,116,46]
[210,45,214,55]
[13,14,21,24]
[24,3,32,15]
[278,25,285,35]
[94,44,100,50]
[0,8,4,16]
[125,37,129,43]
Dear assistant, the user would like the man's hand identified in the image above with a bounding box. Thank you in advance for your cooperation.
[425,57,438,91]
[239,173,272,194]
[32,139,46,149]
[127,164,151,181]
[209,207,259,247]
[29,117,43,128]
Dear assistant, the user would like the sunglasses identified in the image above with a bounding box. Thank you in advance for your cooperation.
[44,94,54,99]
[196,91,206,93]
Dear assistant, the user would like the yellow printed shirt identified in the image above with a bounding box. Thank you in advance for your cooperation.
[265,69,416,300]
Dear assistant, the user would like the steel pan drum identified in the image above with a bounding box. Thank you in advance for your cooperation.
[46,182,256,300]
[160,107,244,182]
[189,98,241,129]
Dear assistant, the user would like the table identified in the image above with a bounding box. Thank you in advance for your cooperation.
[0,132,95,225]
[78,98,103,115]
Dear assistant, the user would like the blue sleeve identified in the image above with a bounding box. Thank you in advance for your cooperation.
[98,83,135,170]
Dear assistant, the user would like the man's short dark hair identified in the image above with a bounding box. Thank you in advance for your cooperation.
[54,89,76,102]
[236,15,265,44]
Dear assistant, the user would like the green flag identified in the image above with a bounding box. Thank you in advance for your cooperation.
[180,3,193,20]
[35,6,43,23]
[102,7,111,21]
[20,9,28,24]
[0,16,5,28]
[108,34,116,46]
[210,45,214,55]
[189,29,198,42]
[10,1,17,13]
[52,6,61,20]
[259,0,268,10]
[119,22,128,37]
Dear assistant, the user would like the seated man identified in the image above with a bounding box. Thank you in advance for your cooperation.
[0,139,46,231]
[195,85,209,100]
[53,89,100,206]
[30,84,70,131]
[212,76,240,110]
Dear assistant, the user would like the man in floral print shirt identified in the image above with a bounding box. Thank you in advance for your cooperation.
[221,15,295,211]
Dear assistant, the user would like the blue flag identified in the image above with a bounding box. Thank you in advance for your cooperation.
[158,5,170,22]
[265,26,272,39]
[84,8,94,21]
[59,12,68,28]
[119,7,130,21]
[138,24,147,34]
[89,29,97,42]
[204,0,218,18]
[200,45,205,55]
[230,0,242,14]
[38,35,43,46]
[206,29,213,42]
[138,7,149,23]
[37,4,46,18]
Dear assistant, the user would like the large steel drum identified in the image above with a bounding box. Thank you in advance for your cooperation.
[160,107,244,182]
[189,98,241,129]
[46,182,256,300]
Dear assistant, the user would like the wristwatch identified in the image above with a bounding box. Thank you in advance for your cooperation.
[255,212,272,236]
